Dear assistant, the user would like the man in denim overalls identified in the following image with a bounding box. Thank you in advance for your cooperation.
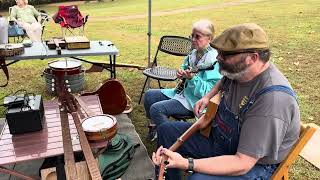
[152,23,300,180]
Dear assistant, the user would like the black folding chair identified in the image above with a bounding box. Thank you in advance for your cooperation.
[138,35,192,104]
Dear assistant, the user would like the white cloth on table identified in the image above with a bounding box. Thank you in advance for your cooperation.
[0,17,8,44]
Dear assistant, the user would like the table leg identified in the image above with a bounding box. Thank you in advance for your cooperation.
[0,166,38,180]
[109,55,116,78]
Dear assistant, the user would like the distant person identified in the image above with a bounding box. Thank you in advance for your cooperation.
[10,0,42,42]
[0,15,8,44]
[144,19,222,141]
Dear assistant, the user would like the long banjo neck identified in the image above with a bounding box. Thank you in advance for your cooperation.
[55,77,102,180]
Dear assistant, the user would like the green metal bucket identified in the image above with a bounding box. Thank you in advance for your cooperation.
[43,68,85,94]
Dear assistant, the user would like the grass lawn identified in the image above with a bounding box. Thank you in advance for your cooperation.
[0,0,319,179]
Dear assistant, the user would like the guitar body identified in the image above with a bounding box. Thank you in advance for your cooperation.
[82,79,127,115]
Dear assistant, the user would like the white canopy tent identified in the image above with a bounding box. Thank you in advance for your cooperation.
[147,0,152,68]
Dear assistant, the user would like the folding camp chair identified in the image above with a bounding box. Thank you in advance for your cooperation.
[8,7,50,43]
[138,35,192,104]
[271,123,317,180]
[53,5,89,37]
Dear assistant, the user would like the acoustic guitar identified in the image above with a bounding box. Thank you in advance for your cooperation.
[81,78,127,115]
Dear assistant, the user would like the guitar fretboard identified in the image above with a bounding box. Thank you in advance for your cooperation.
[60,106,78,180]
[71,111,102,180]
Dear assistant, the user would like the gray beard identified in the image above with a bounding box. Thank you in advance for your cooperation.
[219,68,248,80]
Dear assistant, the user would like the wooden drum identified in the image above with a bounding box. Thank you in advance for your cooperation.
[48,59,82,77]
[82,114,117,143]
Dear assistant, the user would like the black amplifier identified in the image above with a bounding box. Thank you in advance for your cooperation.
[5,95,45,134]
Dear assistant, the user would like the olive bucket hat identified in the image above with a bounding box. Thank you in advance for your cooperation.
[211,23,269,53]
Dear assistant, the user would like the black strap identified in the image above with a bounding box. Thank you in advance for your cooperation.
[0,57,9,87]
[221,77,232,93]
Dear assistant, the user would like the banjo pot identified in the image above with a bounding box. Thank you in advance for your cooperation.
[0,44,24,57]
[82,114,117,142]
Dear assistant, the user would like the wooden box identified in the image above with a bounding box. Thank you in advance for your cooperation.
[65,36,90,50]
[46,38,66,50]
[41,161,91,180]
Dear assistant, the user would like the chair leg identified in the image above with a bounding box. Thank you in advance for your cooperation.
[61,28,65,37]
[138,77,149,104]
[157,80,161,89]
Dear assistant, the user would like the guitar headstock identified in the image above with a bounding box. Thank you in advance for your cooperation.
[52,76,78,113]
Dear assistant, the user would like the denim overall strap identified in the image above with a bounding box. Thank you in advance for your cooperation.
[211,79,240,156]
[240,85,297,117]
[221,78,232,93]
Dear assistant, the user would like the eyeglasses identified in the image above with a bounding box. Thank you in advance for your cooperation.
[219,51,256,60]
[189,33,208,40]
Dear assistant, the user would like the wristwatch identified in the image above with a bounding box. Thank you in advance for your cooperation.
[187,157,194,174]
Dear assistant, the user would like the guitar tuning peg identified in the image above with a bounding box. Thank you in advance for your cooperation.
[68,88,71,93]
[65,80,69,83]
[51,79,55,82]
[51,87,54,92]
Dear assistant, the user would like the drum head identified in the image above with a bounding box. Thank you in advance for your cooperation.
[49,59,82,69]
[82,115,116,132]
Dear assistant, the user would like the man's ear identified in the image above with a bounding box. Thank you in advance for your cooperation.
[249,53,259,63]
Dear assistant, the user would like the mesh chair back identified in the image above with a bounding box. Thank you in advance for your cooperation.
[158,36,192,56]
[138,35,191,104]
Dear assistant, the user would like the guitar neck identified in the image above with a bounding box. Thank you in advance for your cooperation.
[175,63,216,94]
[71,111,102,180]
[59,105,78,180]
[158,119,201,180]
[55,77,102,180]
[158,92,221,180]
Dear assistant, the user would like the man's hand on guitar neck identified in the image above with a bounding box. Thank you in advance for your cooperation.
[152,146,188,170]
